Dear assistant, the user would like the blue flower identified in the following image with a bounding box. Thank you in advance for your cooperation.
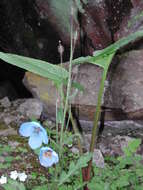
[19,121,48,149]
[39,147,59,167]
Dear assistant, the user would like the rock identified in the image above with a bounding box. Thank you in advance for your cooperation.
[109,50,143,118]
[93,149,104,168]
[98,135,136,157]
[35,0,78,45]
[17,98,43,120]
[82,133,92,151]
[0,98,42,126]
[3,115,18,125]
[71,147,79,154]
[103,120,143,138]
[23,49,143,122]
[78,120,143,137]
[35,0,112,56]
[114,0,143,41]
[106,0,133,36]
[80,0,112,55]
[112,135,135,151]
[23,72,59,118]
[23,64,105,120]
[0,97,11,108]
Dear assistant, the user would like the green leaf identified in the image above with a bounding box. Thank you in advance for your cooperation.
[0,52,68,83]
[58,153,92,186]
[5,156,13,163]
[0,163,11,169]
[72,30,143,68]
[122,139,141,157]
[32,185,48,190]
[1,179,26,190]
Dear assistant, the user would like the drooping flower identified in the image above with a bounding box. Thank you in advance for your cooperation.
[10,170,18,180]
[39,147,59,167]
[19,121,48,149]
[18,172,27,182]
[0,175,7,184]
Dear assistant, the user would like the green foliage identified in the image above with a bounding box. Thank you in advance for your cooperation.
[58,153,92,186]
[32,185,48,190]
[0,52,68,84]
[1,23,143,190]
[88,139,143,190]
[2,179,26,190]
[73,30,143,68]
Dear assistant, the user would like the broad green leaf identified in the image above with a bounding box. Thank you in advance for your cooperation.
[0,52,68,83]
[72,30,143,68]
[92,30,143,58]
[122,139,141,157]
[127,139,141,153]
[88,52,115,69]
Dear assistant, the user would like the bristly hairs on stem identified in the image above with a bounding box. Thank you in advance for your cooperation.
[59,5,74,159]
[59,5,82,159]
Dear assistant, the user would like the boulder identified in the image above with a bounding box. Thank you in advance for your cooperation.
[0,98,43,126]
[114,0,143,41]
[109,50,143,118]
[78,0,112,55]
[35,0,112,56]
[23,64,106,120]
[17,98,43,120]
[23,50,143,121]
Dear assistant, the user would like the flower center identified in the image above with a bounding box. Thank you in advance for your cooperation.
[34,127,41,134]
[43,150,52,158]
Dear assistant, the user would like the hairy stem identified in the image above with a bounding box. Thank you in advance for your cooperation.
[86,68,108,180]
[59,12,74,157]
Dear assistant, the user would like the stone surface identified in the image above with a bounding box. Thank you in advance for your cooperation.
[98,135,136,157]
[92,149,105,168]
[23,64,105,120]
[35,0,112,56]
[0,97,11,108]
[23,50,143,121]
[114,0,143,41]
[80,120,143,138]
[109,50,143,118]
[0,98,43,127]
[79,0,112,55]
[17,98,43,120]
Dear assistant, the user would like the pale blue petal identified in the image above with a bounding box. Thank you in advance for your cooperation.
[39,147,59,168]
[39,131,48,144]
[28,134,43,149]
[19,122,35,137]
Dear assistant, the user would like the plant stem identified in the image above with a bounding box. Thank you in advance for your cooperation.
[68,109,83,155]
[86,68,108,180]
[59,11,74,157]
